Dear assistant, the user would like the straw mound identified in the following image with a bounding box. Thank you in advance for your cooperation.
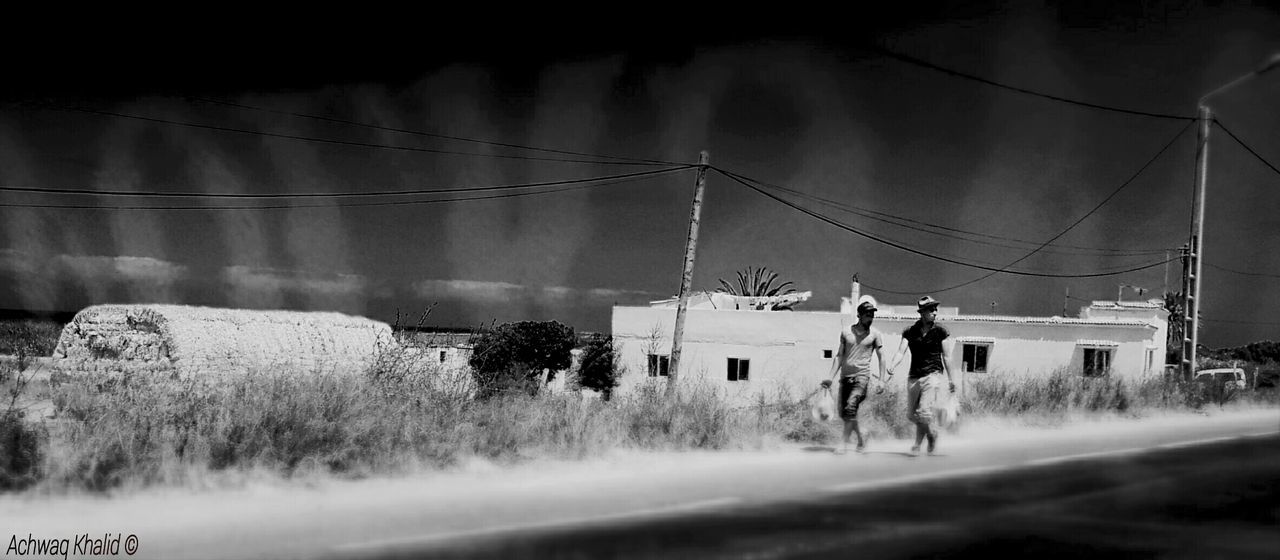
[53,304,396,377]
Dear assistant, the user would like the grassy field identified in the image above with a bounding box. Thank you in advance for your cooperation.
[3,348,1276,496]
[2,316,1277,495]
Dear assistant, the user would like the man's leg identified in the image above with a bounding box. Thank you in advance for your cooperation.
[849,378,868,451]
[922,373,942,454]
[908,378,925,455]
[842,420,856,452]
[838,378,854,454]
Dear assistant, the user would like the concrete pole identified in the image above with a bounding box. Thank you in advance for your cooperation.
[1182,106,1210,381]
[667,151,710,397]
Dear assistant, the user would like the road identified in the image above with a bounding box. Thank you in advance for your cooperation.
[4,408,1278,559]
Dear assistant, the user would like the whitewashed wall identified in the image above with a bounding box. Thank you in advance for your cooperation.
[612,305,1164,405]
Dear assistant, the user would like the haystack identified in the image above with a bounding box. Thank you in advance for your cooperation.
[52,304,396,377]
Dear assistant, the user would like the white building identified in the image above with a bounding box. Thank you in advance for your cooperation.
[610,281,1168,405]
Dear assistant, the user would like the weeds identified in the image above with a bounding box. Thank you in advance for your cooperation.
[4,347,1277,495]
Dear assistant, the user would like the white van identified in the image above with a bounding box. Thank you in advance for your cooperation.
[1194,368,1247,390]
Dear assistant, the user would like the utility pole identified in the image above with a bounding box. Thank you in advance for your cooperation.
[1180,54,1280,379]
[1063,286,1069,317]
[668,151,710,396]
[1182,106,1210,381]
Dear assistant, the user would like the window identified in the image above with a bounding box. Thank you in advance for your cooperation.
[727,358,750,381]
[439,351,447,363]
[823,349,833,359]
[647,354,670,377]
[1145,348,1155,374]
[1083,348,1112,377]
[961,343,990,373]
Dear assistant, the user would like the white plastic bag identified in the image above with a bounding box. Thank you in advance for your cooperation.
[811,386,838,422]
[935,393,960,428]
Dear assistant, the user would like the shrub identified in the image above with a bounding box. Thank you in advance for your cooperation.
[0,319,61,359]
[577,334,621,400]
[469,321,575,398]
[0,410,43,491]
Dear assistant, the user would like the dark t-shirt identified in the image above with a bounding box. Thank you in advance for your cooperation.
[902,321,949,379]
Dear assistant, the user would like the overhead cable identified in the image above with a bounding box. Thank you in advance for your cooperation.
[187,96,681,166]
[1213,118,1280,179]
[715,167,1177,280]
[861,43,1195,121]
[0,165,694,199]
[35,104,674,166]
[0,167,693,211]
[813,120,1195,294]
[1206,262,1280,279]
[758,180,1173,257]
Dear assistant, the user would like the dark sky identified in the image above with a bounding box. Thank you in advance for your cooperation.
[1,3,1278,347]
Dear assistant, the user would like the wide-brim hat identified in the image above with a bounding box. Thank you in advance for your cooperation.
[917,296,940,312]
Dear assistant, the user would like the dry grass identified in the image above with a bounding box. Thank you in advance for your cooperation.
[2,347,1277,495]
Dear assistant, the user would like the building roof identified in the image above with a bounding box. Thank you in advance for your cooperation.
[1087,299,1165,309]
[870,313,1157,328]
[615,305,1157,328]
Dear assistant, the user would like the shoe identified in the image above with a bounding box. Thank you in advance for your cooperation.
[927,432,938,455]
[909,445,921,456]
[855,443,867,454]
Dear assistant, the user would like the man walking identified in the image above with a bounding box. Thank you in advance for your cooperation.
[821,295,888,454]
[889,296,956,456]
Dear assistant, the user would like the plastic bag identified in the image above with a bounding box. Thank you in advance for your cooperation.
[935,393,960,428]
[811,386,838,422]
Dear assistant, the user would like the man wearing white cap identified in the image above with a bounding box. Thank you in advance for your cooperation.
[889,296,956,456]
[821,295,888,454]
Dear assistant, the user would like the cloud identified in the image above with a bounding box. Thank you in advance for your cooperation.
[413,279,658,305]
[413,279,525,304]
[222,265,369,311]
[49,254,188,304]
[586,288,658,301]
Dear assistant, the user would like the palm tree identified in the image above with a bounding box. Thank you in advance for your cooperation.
[716,266,799,310]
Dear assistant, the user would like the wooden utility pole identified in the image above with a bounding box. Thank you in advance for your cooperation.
[1182,106,1210,381]
[667,151,710,396]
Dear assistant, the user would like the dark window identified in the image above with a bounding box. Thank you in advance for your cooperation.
[823,349,833,359]
[439,351,447,363]
[727,358,750,381]
[1083,348,1112,377]
[962,344,990,373]
[647,354,670,377]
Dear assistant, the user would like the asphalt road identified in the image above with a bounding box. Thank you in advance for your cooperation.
[360,432,1280,559]
[5,408,1278,559]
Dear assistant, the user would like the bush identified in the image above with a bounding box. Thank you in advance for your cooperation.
[0,319,61,359]
[0,410,43,491]
[577,334,621,400]
[469,321,575,398]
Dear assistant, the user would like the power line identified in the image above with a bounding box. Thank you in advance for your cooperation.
[1206,262,1280,279]
[1204,318,1280,326]
[883,119,1193,294]
[718,119,1191,292]
[0,167,693,211]
[0,165,694,199]
[1213,118,1280,179]
[715,167,1177,280]
[757,180,1173,257]
[188,96,681,166]
[861,43,1195,121]
[34,104,676,167]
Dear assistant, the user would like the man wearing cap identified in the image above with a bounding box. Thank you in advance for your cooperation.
[820,295,888,454]
[889,296,956,456]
